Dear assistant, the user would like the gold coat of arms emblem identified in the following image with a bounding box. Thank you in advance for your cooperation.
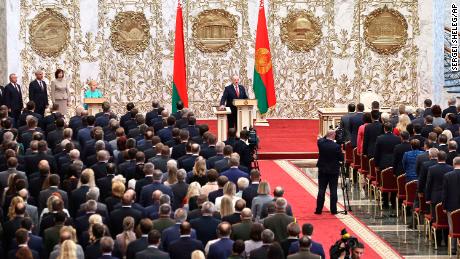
[29,9,70,58]
[364,6,408,55]
[110,12,150,55]
[281,11,322,52]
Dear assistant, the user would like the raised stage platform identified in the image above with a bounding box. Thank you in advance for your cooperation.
[198,119,319,160]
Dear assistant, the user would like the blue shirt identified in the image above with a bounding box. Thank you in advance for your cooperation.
[402,150,424,182]
[83,89,103,109]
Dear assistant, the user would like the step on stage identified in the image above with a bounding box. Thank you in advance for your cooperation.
[198,119,319,160]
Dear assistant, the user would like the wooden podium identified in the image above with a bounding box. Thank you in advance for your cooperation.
[84,98,106,115]
[233,99,257,133]
[213,107,232,142]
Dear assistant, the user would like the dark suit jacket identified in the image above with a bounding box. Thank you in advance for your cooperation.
[208,238,234,259]
[340,112,355,141]
[149,155,170,173]
[443,105,457,118]
[190,216,221,246]
[18,110,42,128]
[29,80,48,114]
[250,244,270,259]
[242,183,259,208]
[348,112,364,147]
[447,150,457,166]
[9,234,43,258]
[222,212,242,225]
[70,185,90,216]
[134,246,170,259]
[140,182,174,207]
[421,124,434,138]
[158,126,173,143]
[96,174,115,200]
[234,140,253,168]
[221,167,249,185]
[47,128,64,149]
[424,107,433,117]
[168,236,203,259]
[207,154,224,169]
[374,132,401,169]
[171,142,187,160]
[316,138,343,174]
[170,181,188,209]
[208,189,223,204]
[393,142,412,175]
[110,206,143,236]
[7,247,39,259]
[443,169,460,212]
[263,213,294,242]
[418,160,438,194]
[200,145,217,159]
[231,220,253,240]
[362,121,383,158]
[179,154,199,172]
[220,84,249,108]
[4,83,23,116]
[84,239,102,259]
[39,187,68,211]
[426,163,453,204]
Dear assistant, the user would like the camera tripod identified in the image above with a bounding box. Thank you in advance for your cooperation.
[338,162,352,215]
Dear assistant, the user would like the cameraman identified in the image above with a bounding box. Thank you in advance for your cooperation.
[315,130,344,215]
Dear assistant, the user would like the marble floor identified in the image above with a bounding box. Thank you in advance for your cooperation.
[296,162,453,259]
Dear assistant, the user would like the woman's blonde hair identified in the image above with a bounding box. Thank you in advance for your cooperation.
[8,196,24,219]
[257,181,271,195]
[193,156,207,177]
[59,226,78,242]
[57,239,77,259]
[88,214,103,242]
[186,182,202,200]
[121,216,135,252]
[442,130,453,141]
[396,114,411,133]
[167,165,178,185]
[220,196,234,218]
[111,180,126,198]
[223,182,236,197]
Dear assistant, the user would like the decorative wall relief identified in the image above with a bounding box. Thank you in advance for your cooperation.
[281,10,322,52]
[29,9,70,58]
[192,9,238,53]
[110,11,150,55]
[364,6,408,55]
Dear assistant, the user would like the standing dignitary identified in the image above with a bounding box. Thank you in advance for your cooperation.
[50,69,69,116]
[4,73,23,125]
[29,70,49,116]
[219,75,248,129]
[315,130,344,215]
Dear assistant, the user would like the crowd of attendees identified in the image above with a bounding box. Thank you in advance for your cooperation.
[342,97,460,252]
[0,99,332,259]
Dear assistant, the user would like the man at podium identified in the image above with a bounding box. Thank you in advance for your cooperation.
[219,75,248,129]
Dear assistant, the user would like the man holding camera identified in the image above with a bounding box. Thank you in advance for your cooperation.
[315,129,344,215]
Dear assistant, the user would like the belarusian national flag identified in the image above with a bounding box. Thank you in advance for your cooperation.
[172,0,188,113]
[253,0,276,114]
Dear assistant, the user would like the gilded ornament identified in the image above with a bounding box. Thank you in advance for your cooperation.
[364,6,408,55]
[110,11,150,55]
[192,9,238,53]
[29,9,70,58]
[255,48,272,75]
[281,10,322,52]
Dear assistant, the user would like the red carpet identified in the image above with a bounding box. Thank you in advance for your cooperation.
[197,119,319,159]
[259,160,401,259]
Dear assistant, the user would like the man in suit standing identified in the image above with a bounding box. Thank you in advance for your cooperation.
[393,131,412,176]
[29,70,48,116]
[340,103,355,142]
[287,236,321,259]
[206,222,234,259]
[4,73,23,126]
[447,141,458,166]
[221,156,249,185]
[315,130,344,215]
[362,110,383,158]
[426,151,453,221]
[423,99,433,117]
[99,237,118,259]
[242,170,260,208]
[219,75,249,129]
[374,122,401,171]
[190,202,221,246]
[443,157,460,255]
[135,230,170,259]
[168,221,202,259]
[348,103,364,148]
[249,229,276,259]
[443,97,457,118]
[263,198,294,242]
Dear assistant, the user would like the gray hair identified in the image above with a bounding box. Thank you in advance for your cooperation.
[160,194,171,205]
[159,204,171,215]
[69,149,80,160]
[428,148,439,159]
[152,169,163,181]
[86,187,100,201]
[174,208,188,223]
[201,201,215,215]
[86,199,97,212]
[177,169,187,181]
[143,163,155,175]
[216,141,225,153]
[449,96,457,105]
[167,160,177,170]
[275,197,287,210]
[261,229,275,243]
[3,131,14,142]
[237,177,249,190]
[95,140,106,151]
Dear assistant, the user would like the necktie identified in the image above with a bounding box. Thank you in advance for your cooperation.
[39,81,43,90]
[14,84,18,92]
[235,86,239,98]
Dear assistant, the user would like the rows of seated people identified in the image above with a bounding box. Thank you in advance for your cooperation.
[343,98,460,250]
[0,100,326,259]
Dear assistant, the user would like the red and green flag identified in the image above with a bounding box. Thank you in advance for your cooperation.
[172,0,188,113]
[253,0,276,114]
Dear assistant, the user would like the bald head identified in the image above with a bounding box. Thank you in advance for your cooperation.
[218,222,232,237]
[180,221,192,235]
[241,208,252,220]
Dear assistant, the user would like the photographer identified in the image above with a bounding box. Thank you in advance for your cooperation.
[330,229,364,259]
[315,130,344,215]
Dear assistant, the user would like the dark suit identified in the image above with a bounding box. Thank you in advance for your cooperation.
[171,142,187,160]
[179,154,199,172]
[393,142,412,175]
[170,181,188,210]
[443,169,460,212]
[47,128,64,149]
[4,83,23,124]
[443,105,457,118]
[29,80,48,116]
[362,121,383,158]
[190,215,221,246]
[221,167,249,185]
[70,185,90,216]
[219,84,249,129]
[242,183,259,208]
[96,174,114,200]
[149,155,170,173]
[421,124,434,138]
[168,236,203,259]
[447,150,457,166]
[340,112,355,142]
[140,182,174,207]
[263,213,294,242]
[39,187,68,211]
[158,126,174,143]
[250,244,270,259]
[234,140,253,168]
[160,224,197,251]
[231,220,252,241]
[84,239,102,259]
[200,145,217,159]
[134,246,169,259]
[315,137,343,214]
[418,159,438,194]
[222,212,241,225]
[424,107,433,117]
[348,112,364,147]
[374,132,401,169]
[207,238,233,259]
[7,247,39,259]
[110,206,143,236]
[426,163,453,204]
[207,154,224,169]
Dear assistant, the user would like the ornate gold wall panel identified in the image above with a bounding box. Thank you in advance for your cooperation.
[17,0,422,119]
